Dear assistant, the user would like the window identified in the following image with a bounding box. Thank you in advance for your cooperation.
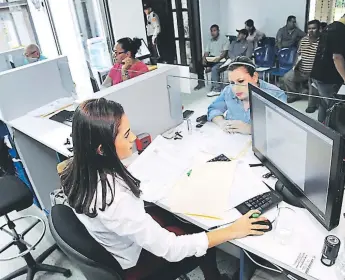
[0,0,37,51]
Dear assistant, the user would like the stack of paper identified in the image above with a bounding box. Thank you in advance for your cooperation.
[168,161,238,219]
[128,136,214,202]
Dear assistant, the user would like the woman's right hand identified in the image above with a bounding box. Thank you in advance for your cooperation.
[227,210,269,239]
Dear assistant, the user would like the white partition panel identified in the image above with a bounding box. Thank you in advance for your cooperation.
[0,56,74,122]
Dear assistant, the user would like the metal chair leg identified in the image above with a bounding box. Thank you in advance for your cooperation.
[0,266,28,280]
[0,241,14,254]
[35,263,72,277]
[36,244,58,263]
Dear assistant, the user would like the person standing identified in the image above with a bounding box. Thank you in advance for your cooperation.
[144,3,161,64]
[283,20,321,113]
[245,19,266,49]
[194,24,229,96]
[311,14,345,123]
[276,16,306,50]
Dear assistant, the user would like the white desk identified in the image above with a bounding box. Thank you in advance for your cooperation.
[9,93,345,280]
[132,96,345,280]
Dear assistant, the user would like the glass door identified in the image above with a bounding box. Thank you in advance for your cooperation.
[71,0,112,70]
[171,0,202,72]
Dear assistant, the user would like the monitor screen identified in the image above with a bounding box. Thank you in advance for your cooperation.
[251,91,333,214]
[249,84,345,230]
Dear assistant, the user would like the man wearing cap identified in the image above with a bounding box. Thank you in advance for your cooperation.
[144,3,161,64]
[228,29,254,60]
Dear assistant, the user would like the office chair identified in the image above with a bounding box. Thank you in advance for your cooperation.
[269,47,297,84]
[254,45,275,81]
[0,175,71,280]
[49,204,200,280]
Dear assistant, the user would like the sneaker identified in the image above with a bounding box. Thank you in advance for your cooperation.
[194,82,205,91]
[305,106,317,113]
[287,95,302,104]
[207,90,221,97]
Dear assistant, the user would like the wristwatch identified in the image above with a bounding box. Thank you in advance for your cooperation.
[122,70,130,79]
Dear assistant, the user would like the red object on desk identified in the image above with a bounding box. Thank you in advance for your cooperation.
[135,133,152,154]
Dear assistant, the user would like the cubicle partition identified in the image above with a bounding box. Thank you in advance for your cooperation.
[9,64,183,212]
[0,48,25,72]
[95,64,183,139]
[0,56,75,123]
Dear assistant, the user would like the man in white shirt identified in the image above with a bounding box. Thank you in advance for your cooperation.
[144,3,161,64]
[194,24,229,96]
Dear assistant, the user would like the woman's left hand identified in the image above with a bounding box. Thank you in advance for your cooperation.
[228,120,251,135]
[123,57,134,70]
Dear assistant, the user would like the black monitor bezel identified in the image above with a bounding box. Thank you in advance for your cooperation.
[249,84,345,230]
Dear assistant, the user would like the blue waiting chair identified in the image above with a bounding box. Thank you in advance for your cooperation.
[254,45,276,81]
[269,47,297,83]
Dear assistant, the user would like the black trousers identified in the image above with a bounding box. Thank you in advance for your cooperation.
[148,35,161,64]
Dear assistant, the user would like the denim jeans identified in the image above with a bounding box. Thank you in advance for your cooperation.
[211,63,222,91]
[312,79,342,122]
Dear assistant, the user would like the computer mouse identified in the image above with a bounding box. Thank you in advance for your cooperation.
[252,219,272,232]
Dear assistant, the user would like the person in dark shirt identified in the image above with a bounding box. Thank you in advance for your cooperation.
[311,14,345,122]
[276,15,306,50]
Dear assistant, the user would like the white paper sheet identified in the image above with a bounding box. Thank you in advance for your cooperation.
[27,97,74,117]
[168,161,238,218]
[338,85,345,96]
[228,161,270,209]
[128,136,214,202]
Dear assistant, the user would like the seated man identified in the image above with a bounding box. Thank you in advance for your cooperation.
[194,24,229,95]
[228,29,254,60]
[210,29,254,98]
[276,15,306,50]
[24,44,47,64]
[283,20,321,113]
[208,57,286,135]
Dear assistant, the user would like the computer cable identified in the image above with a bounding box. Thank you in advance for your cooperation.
[243,249,283,274]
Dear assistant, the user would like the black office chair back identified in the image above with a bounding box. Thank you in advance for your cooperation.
[48,204,124,280]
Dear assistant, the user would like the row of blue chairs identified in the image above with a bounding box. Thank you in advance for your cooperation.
[254,45,297,83]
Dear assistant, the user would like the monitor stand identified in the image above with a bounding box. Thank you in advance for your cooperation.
[275,180,304,208]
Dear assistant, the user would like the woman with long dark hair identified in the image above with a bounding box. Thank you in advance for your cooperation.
[61,98,269,279]
[102,37,149,88]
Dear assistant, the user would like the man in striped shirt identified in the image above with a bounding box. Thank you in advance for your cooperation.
[283,20,321,113]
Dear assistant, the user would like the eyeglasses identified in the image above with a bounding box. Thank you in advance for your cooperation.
[24,50,38,57]
[113,51,126,56]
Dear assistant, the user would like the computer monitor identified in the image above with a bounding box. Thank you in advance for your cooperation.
[249,84,345,230]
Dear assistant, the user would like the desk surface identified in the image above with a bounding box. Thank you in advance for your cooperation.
[142,96,344,280]
[10,114,72,158]
[10,94,345,280]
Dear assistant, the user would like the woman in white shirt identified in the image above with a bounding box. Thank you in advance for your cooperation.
[245,19,266,49]
[60,98,269,280]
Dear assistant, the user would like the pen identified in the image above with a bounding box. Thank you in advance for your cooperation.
[184,213,223,220]
[208,221,235,231]
[249,163,264,167]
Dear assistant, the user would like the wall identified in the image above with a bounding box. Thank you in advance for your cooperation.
[44,0,93,97]
[107,1,147,43]
[27,1,58,58]
[199,0,221,50]
[221,0,307,37]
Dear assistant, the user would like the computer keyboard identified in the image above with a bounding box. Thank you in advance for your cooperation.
[236,190,283,215]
